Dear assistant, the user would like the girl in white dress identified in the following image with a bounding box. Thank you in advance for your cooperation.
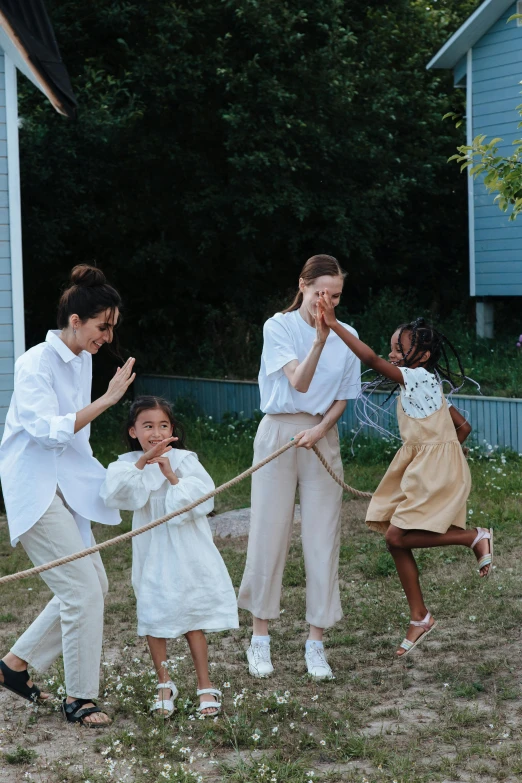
[101,395,238,717]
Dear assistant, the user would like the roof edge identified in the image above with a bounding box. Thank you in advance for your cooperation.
[427,0,514,70]
[0,11,68,115]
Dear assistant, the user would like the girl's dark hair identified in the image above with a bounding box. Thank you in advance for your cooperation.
[57,264,122,329]
[395,317,466,387]
[282,254,347,313]
[126,395,187,452]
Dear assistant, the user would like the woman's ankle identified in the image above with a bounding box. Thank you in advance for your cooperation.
[252,617,269,636]
[2,652,27,671]
[308,624,324,642]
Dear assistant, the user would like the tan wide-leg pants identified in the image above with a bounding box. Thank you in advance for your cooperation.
[11,492,108,699]
[238,413,344,629]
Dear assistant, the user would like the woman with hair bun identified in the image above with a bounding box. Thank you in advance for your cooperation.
[0,264,135,728]
[238,255,361,681]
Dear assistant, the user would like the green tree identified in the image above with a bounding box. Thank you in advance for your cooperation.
[19,0,479,378]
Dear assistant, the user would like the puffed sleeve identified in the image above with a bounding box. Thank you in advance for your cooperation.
[337,327,361,401]
[164,454,215,526]
[262,316,298,376]
[100,461,151,511]
[15,361,76,452]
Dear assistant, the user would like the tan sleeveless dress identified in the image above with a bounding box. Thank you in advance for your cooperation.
[366,395,471,534]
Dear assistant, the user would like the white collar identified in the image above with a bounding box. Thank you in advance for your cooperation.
[46,330,83,364]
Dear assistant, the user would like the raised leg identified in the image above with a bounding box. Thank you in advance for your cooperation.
[386,525,491,576]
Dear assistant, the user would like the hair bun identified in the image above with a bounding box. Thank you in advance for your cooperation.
[70,264,106,288]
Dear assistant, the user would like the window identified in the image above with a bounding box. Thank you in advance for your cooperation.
[518,1,522,27]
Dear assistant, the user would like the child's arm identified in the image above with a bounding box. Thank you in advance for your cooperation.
[163,454,215,525]
[318,292,404,384]
[449,405,472,444]
[100,461,151,511]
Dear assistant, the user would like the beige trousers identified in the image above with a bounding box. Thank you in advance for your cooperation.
[238,413,344,629]
[11,493,108,699]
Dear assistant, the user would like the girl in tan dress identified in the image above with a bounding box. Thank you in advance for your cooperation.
[317,297,493,657]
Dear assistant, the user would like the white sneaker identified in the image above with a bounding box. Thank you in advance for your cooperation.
[246,642,274,678]
[305,644,333,680]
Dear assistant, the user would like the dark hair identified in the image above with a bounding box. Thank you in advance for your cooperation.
[282,255,347,314]
[395,317,466,387]
[57,264,122,329]
[125,395,187,452]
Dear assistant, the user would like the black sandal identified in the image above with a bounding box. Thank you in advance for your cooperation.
[0,660,43,703]
[62,698,111,728]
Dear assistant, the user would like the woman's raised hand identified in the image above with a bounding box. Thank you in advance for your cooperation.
[104,358,136,406]
[317,290,337,328]
[314,299,330,345]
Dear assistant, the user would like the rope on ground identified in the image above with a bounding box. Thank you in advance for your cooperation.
[0,441,373,586]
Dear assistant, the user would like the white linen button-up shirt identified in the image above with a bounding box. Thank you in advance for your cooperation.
[0,330,120,547]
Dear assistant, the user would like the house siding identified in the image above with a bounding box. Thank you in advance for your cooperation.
[472,3,522,296]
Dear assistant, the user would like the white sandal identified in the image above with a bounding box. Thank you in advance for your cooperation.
[397,611,437,657]
[196,687,222,717]
[151,680,178,718]
[471,527,493,578]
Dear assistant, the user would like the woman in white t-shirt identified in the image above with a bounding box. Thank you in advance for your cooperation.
[238,255,360,681]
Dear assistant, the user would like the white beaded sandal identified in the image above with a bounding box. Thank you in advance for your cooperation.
[196,687,222,717]
[471,527,494,578]
[397,611,437,657]
[151,680,178,718]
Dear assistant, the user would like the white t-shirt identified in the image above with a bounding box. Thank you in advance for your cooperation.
[399,366,451,419]
[259,311,361,415]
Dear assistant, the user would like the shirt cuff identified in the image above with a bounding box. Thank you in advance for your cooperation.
[49,412,76,444]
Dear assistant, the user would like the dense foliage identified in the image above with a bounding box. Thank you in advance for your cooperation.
[20,0,480,379]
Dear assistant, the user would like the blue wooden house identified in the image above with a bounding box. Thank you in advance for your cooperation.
[0,2,75,432]
[427,0,522,337]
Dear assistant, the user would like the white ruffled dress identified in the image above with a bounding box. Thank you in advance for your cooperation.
[100,449,239,638]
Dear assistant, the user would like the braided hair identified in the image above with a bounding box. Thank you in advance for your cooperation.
[353,317,476,443]
[395,317,468,389]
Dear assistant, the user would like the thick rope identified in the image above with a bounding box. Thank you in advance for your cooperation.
[0,441,372,586]
[311,445,373,499]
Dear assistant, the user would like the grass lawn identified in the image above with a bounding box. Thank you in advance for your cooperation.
[0,421,521,783]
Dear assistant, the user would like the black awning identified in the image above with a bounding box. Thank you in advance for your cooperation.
[0,0,77,117]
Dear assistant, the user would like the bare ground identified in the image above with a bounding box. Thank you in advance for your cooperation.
[0,485,521,782]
